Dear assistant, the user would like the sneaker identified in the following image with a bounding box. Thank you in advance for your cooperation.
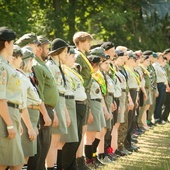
[93,156,105,167]
[100,156,113,163]
[114,149,127,156]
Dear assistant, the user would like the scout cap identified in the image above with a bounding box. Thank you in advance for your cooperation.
[37,35,50,45]
[163,48,170,55]
[73,31,93,44]
[0,26,16,41]
[142,50,152,56]
[69,46,77,54]
[48,38,69,56]
[101,41,114,51]
[21,47,35,60]
[88,55,101,64]
[115,50,124,56]
[127,50,137,59]
[15,33,39,47]
[13,45,23,57]
[152,52,158,58]
[89,47,109,58]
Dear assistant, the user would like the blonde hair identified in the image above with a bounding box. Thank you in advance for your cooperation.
[20,58,33,73]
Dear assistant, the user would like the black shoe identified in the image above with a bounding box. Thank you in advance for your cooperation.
[126,145,139,152]
[114,149,127,156]
[131,137,138,143]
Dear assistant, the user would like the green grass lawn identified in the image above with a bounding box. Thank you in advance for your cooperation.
[101,122,170,170]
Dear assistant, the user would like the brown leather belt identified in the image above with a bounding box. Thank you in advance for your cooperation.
[27,105,40,110]
[91,99,101,102]
[122,89,126,92]
[65,95,74,99]
[108,93,113,96]
[7,102,19,109]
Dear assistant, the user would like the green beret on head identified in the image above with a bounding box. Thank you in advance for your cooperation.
[15,33,39,47]
[90,47,106,58]
[21,47,35,60]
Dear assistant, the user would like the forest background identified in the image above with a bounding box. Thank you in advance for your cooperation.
[0,0,170,51]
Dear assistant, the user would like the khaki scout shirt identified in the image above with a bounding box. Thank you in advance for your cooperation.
[164,61,170,84]
[62,66,75,96]
[0,55,22,105]
[46,58,66,94]
[17,70,41,109]
[153,62,167,84]
[126,67,139,89]
[75,52,92,90]
[90,79,103,100]
[105,74,115,94]
[32,57,58,108]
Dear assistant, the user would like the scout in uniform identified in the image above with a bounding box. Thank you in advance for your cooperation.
[84,48,111,169]
[15,33,39,54]
[88,47,112,164]
[144,51,158,126]
[11,46,41,168]
[152,52,168,124]
[31,37,59,170]
[61,47,82,170]
[45,38,69,170]
[124,52,140,152]
[73,31,93,168]
[0,26,25,170]
[136,55,152,130]
[114,50,131,156]
[162,49,170,122]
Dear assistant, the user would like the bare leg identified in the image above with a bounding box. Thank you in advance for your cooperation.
[111,123,120,152]
[46,134,61,168]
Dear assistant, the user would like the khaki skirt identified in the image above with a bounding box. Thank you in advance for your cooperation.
[52,95,67,134]
[60,98,78,143]
[0,106,24,166]
[87,100,106,132]
[105,95,113,129]
[21,109,39,157]
[117,91,126,123]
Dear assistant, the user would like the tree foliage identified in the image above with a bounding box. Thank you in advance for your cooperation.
[0,0,169,51]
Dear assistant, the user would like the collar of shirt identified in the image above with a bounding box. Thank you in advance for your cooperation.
[0,55,8,64]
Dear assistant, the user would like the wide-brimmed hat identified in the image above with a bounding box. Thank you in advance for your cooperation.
[48,38,69,55]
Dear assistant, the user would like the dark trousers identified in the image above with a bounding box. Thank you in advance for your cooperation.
[27,106,54,170]
[154,83,166,120]
[124,89,137,148]
[162,92,170,121]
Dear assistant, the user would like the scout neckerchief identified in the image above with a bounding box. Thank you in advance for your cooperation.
[124,65,140,85]
[139,64,150,76]
[109,64,116,80]
[63,65,84,84]
[92,70,107,95]
[62,65,77,90]
[79,51,94,73]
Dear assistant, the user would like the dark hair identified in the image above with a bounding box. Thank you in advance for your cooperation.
[0,40,11,51]
[50,47,67,57]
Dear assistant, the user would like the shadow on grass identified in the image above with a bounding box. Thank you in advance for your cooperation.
[101,123,170,170]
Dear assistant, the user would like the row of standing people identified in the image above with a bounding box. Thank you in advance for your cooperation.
[0,26,170,170]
